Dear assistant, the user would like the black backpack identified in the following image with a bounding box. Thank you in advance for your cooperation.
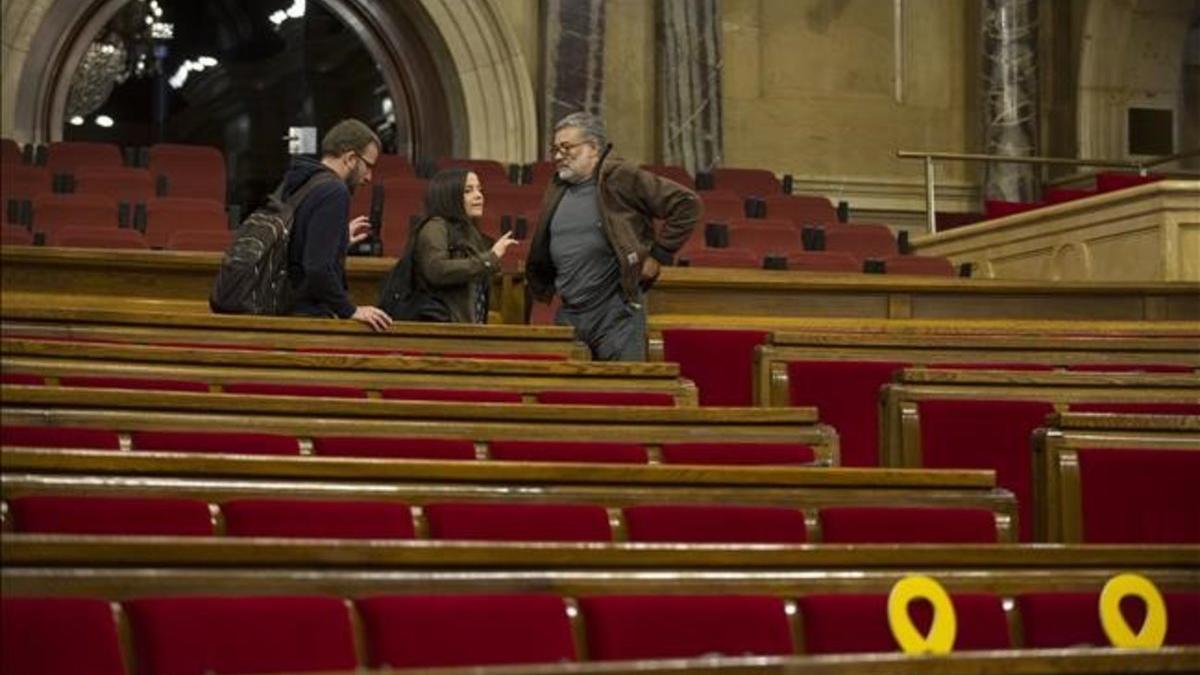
[209,172,337,315]
[377,217,452,322]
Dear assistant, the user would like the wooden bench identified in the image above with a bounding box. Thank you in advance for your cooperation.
[1033,413,1200,544]
[0,337,699,405]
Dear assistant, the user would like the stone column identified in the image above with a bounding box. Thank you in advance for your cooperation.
[658,0,723,174]
[982,0,1039,202]
[543,0,606,144]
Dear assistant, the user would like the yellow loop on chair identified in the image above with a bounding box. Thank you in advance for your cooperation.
[1099,573,1167,649]
[887,575,957,655]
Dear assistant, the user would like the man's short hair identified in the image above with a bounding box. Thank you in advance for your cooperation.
[321,119,381,158]
[554,112,608,149]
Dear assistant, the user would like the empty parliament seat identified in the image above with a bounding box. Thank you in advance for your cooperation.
[580,595,794,660]
[2,226,34,245]
[881,254,956,277]
[623,504,808,543]
[312,435,477,460]
[45,141,122,174]
[787,250,860,273]
[1076,448,1200,544]
[534,390,676,406]
[2,165,51,203]
[422,502,613,542]
[711,167,782,197]
[222,381,369,398]
[33,193,118,233]
[488,440,648,464]
[728,220,804,256]
[659,442,816,465]
[661,328,771,406]
[129,429,301,455]
[57,374,210,392]
[762,194,837,226]
[1,424,122,450]
[145,197,227,248]
[147,143,227,202]
[125,596,357,675]
[356,594,576,668]
[823,224,897,258]
[380,387,524,403]
[45,225,148,249]
[799,593,1010,654]
[8,495,213,536]
[1,597,126,675]
[1018,591,1200,648]
[699,189,748,221]
[817,506,1000,543]
[222,498,416,539]
[1,137,21,164]
[74,167,155,205]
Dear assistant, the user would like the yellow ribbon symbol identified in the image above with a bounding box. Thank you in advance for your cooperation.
[1099,573,1167,649]
[887,575,957,655]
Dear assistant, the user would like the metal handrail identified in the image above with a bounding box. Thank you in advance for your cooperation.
[897,148,1200,234]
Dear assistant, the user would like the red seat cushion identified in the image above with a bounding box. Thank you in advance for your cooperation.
[1,425,121,450]
[2,597,126,675]
[799,593,1009,654]
[130,430,300,455]
[58,375,210,393]
[1077,448,1200,544]
[223,499,415,539]
[223,382,368,398]
[126,595,357,675]
[535,390,675,406]
[9,495,213,536]
[357,594,575,668]
[423,502,612,542]
[661,329,770,406]
[659,442,816,466]
[1069,402,1200,415]
[380,387,523,403]
[624,504,808,543]
[916,398,1054,541]
[312,436,476,460]
[818,507,998,543]
[1096,171,1162,192]
[489,440,647,464]
[580,594,793,660]
[787,360,909,467]
[1018,592,1200,647]
[1,373,44,385]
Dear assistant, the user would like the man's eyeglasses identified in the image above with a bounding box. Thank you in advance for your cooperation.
[548,140,588,157]
[353,151,376,170]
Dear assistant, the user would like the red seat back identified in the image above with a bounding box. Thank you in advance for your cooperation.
[624,504,808,543]
[1,424,121,450]
[9,495,213,536]
[46,141,122,173]
[148,143,226,202]
[0,165,51,200]
[223,382,368,398]
[818,506,998,543]
[786,251,860,273]
[800,593,1009,654]
[661,328,770,406]
[33,194,118,231]
[313,435,477,460]
[145,197,227,248]
[1,226,34,245]
[823,224,897,258]
[46,225,148,249]
[881,254,955,277]
[786,360,910,467]
[423,502,612,542]
[380,387,523,403]
[1096,171,1162,192]
[2,597,126,675]
[729,220,804,256]
[488,440,648,464]
[1018,591,1200,647]
[660,442,816,466]
[698,189,747,221]
[762,194,836,226]
[75,167,155,204]
[130,430,300,455]
[223,498,415,539]
[984,199,1039,219]
[534,390,675,406]
[1077,448,1200,544]
[58,375,209,392]
[0,137,21,164]
[711,167,781,197]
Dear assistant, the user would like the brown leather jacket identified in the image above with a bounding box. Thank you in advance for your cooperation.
[525,148,701,304]
[413,217,499,323]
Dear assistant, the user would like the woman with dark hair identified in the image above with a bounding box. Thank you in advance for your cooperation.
[410,168,517,323]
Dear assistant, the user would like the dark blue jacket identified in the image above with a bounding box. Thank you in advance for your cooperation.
[283,157,356,319]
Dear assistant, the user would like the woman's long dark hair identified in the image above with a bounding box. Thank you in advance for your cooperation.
[423,168,473,226]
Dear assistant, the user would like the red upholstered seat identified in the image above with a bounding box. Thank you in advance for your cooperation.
[357,594,575,668]
[58,375,209,392]
[2,225,34,245]
[148,143,227,202]
[786,251,860,273]
[423,502,612,542]
[9,495,213,536]
[1067,363,1195,373]
[729,220,804,256]
[380,387,523,403]
[1,165,51,202]
[75,167,156,204]
[488,440,648,464]
[223,382,368,398]
[641,164,695,190]
[1018,592,1200,648]
[46,225,148,249]
[916,398,1054,541]
[46,141,122,173]
[1,424,121,450]
[679,247,762,269]
[130,430,300,455]
[762,194,837,226]
[661,328,770,406]
[659,442,816,465]
[823,224,897,258]
[799,593,1010,654]
[0,137,21,164]
[535,390,675,406]
[165,227,232,251]
[33,194,118,233]
[1069,402,1200,415]
[817,506,998,543]
[145,197,228,248]
[711,167,782,197]
[223,499,415,539]
[1077,448,1200,544]
[699,190,748,221]
[1096,171,1162,192]
[881,255,955,277]
[2,597,126,675]
[1,373,43,385]
[580,595,794,660]
[313,435,476,460]
[786,359,909,467]
[624,504,808,543]
[1043,187,1095,205]
[373,153,417,181]
[126,595,357,675]
[984,199,1039,219]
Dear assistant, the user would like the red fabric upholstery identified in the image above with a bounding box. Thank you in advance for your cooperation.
[1069,402,1200,415]
[917,398,1054,540]
[786,251,860,273]
[423,502,612,542]
[145,198,228,248]
[9,495,212,536]
[1096,171,1163,192]
[881,255,955,277]
[680,247,762,269]
[313,435,476,460]
[165,228,232,251]
[1,165,51,201]
[823,224,897,258]
[2,597,126,675]
[712,167,782,197]
[1018,592,1200,647]
[223,381,368,398]
[75,167,156,204]
[640,164,695,190]
[660,442,816,465]
[729,221,804,256]
[223,498,415,539]
[357,594,575,668]
[489,440,648,464]
[699,190,748,221]
[799,593,1009,654]
[984,199,1039,219]
[624,504,808,543]
[0,137,20,164]
[818,506,998,543]
[2,226,34,245]
[46,141,122,173]
[47,225,148,249]
[580,595,793,660]
[661,328,770,406]
[126,595,357,675]
[1043,188,1095,205]
[1077,448,1200,544]
[786,359,909,467]
[1068,364,1195,373]
[33,194,118,231]
[58,375,209,392]
[148,144,226,202]
[131,430,300,455]
[1,424,121,450]
[1,373,43,385]
[535,390,675,407]
[372,153,417,181]
[381,387,523,403]
[762,194,836,226]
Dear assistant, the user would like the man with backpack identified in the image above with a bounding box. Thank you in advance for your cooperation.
[284,119,392,331]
